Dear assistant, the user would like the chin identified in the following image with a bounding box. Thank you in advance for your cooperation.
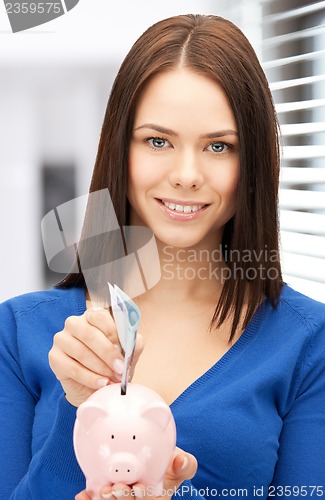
[154,232,208,249]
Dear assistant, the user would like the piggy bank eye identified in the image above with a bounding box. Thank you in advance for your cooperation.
[133,435,136,440]
[111,435,114,439]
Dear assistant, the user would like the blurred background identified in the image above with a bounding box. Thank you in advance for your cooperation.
[0,0,324,303]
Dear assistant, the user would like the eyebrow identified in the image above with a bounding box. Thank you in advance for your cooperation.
[134,123,238,138]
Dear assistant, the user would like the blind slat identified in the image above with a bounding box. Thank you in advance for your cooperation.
[281,230,325,258]
[280,210,325,236]
[280,166,325,183]
[262,25,325,48]
[262,49,325,69]
[276,98,325,113]
[281,252,325,283]
[281,252,325,282]
[280,122,325,136]
[279,189,325,209]
[263,1,325,24]
[270,74,325,91]
[283,145,325,159]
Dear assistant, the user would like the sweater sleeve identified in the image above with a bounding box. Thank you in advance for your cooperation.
[270,321,325,495]
[0,300,85,499]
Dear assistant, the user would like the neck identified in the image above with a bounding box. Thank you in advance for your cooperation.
[141,238,227,304]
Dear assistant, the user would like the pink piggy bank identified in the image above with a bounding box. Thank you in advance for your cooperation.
[73,383,176,500]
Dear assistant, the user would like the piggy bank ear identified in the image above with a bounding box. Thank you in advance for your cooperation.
[140,402,172,430]
[77,403,108,433]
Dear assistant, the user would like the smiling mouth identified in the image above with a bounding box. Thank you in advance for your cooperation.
[158,199,208,213]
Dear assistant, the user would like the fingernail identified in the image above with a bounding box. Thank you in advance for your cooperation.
[181,455,189,471]
[114,343,122,353]
[97,378,109,387]
[133,487,144,498]
[112,490,125,498]
[101,487,112,499]
[90,306,105,311]
[112,358,124,375]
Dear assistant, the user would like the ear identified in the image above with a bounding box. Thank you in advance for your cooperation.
[77,403,108,433]
[140,402,172,430]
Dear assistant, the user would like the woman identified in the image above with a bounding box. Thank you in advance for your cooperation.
[0,14,324,500]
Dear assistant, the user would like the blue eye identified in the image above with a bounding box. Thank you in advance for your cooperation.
[208,142,229,153]
[147,137,168,149]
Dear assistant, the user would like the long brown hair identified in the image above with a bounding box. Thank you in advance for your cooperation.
[58,14,282,339]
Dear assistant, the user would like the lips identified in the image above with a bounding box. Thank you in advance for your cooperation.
[155,198,209,220]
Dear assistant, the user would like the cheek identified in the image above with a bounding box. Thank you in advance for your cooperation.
[128,166,151,200]
[128,152,164,197]
[210,165,240,200]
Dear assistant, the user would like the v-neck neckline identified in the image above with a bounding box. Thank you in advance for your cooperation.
[169,299,266,408]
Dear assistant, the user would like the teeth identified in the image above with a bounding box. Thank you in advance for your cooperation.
[162,201,204,213]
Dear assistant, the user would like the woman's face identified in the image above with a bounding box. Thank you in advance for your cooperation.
[128,68,239,250]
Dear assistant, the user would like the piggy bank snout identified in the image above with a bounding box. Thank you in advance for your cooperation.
[108,453,145,484]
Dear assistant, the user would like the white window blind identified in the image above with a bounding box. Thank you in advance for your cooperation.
[261,0,325,302]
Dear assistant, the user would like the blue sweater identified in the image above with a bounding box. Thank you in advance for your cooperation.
[0,285,324,499]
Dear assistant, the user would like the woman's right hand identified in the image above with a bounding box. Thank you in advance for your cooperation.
[48,308,144,407]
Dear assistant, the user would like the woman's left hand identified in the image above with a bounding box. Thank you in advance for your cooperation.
[75,447,197,500]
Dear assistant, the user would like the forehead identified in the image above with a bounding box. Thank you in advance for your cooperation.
[134,68,237,132]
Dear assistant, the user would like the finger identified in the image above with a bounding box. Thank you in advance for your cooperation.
[62,319,125,372]
[99,485,113,499]
[132,483,146,499]
[49,347,112,390]
[52,334,122,382]
[85,308,119,344]
[75,491,90,500]
[110,483,132,499]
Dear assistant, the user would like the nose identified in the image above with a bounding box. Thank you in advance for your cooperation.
[168,149,204,190]
[108,453,144,484]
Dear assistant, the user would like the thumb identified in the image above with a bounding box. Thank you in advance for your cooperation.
[172,451,198,481]
[165,449,198,490]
